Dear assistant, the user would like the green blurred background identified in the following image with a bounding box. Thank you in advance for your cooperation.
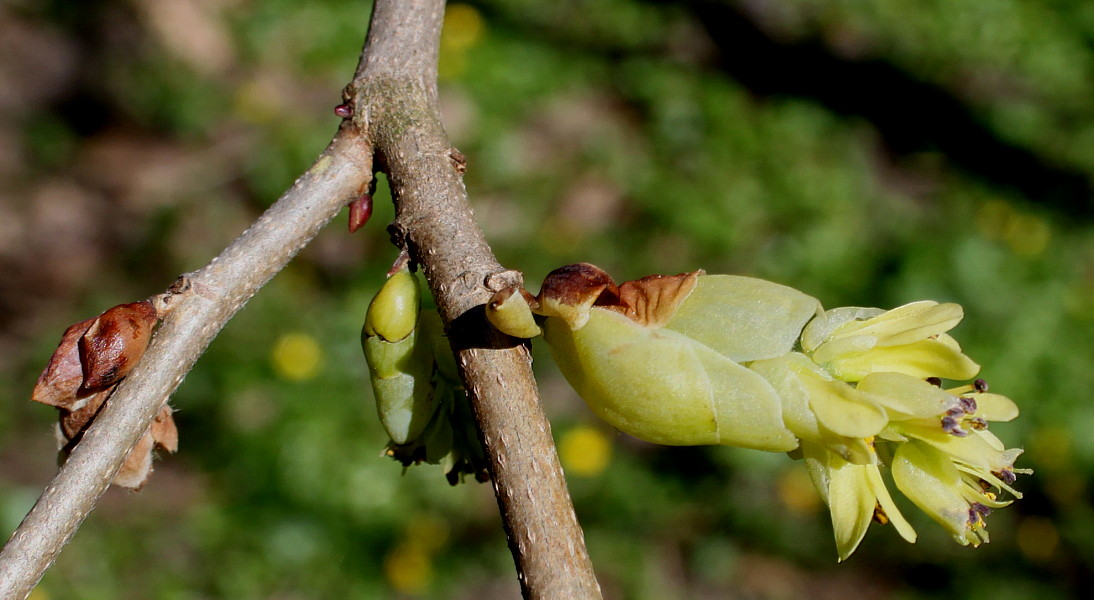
[1,0,1092,598]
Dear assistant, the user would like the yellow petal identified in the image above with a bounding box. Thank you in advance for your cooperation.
[796,373,888,439]
[835,301,964,347]
[865,464,917,544]
[828,459,876,561]
[970,393,1020,422]
[857,372,952,419]
[823,338,980,382]
[892,442,977,546]
[801,307,884,353]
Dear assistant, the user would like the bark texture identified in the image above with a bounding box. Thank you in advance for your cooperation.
[0,1,600,599]
[350,2,601,598]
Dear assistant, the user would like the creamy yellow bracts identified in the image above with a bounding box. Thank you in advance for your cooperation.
[487,264,1026,560]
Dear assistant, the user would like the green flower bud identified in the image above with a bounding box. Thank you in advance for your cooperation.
[536,264,815,452]
[362,269,438,444]
[363,269,420,342]
[486,285,543,338]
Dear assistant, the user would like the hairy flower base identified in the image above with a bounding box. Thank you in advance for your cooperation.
[485,264,1027,559]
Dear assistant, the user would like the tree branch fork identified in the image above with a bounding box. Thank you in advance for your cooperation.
[0,1,600,599]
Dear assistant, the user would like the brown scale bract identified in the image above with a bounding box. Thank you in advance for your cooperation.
[32,317,98,410]
[79,301,158,391]
[607,271,701,328]
[535,263,701,329]
[32,299,175,490]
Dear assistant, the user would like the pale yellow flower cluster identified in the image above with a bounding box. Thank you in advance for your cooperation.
[485,264,1027,559]
[752,302,1024,559]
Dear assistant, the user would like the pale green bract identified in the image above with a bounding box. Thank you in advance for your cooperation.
[362,269,437,445]
[542,274,820,451]
[487,263,1027,560]
[362,267,488,484]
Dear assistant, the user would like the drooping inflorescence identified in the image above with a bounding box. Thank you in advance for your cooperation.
[361,265,488,485]
[486,263,1027,560]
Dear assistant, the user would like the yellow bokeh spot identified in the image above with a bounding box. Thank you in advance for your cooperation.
[975,199,1052,256]
[439,4,485,81]
[1017,516,1059,563]
[441,4,485,52]
[559,425,612,477]
[270,332,322,381]
[384,542,433,596]
[233,78,282,124]
[776,467,822,516]
[406,514,450,554]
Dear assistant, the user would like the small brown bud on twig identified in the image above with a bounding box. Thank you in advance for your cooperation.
[32,299,172,490]
[334,103,354,118]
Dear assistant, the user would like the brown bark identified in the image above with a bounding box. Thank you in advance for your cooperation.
[0,1,600,599]
[350,2,601,597]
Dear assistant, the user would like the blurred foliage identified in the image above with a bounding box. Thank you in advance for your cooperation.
[1,0,1092,598]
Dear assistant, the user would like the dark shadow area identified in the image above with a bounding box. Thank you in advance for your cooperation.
[688,0,1092,219]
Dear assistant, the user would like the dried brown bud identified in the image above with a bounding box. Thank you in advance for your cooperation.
[58,388,111,443]
[536,263,621,330]
[109,404,178,491]
[608,270,701,327]
[32,318,97,410]
[150,404,179,454]
[113,431,156,490]
[80,301,158,391]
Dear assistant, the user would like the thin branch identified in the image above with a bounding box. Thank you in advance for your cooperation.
[1,1,601,598]
[353,2,601,598]
[0,101,373,600]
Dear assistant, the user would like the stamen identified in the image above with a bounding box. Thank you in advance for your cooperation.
[873,503,890,525]
[967,417,988,430]
[942,415,968,436]
[974,378,989,393]
[926,377,943,387]
[957,396,978,414]
[995,468,1017,485]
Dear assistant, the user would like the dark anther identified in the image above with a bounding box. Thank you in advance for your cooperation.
[957,396,978,414]
[968,417,988,430]
[926,377,943,387]
[872,503,890,525]
[996,469,1017,485]
[334,103,353,118]
[941,415,968,437]
[974,378,989,393]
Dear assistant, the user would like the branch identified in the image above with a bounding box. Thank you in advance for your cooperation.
[0,1,600,598]
[351,2,602,598]
[0,131,372,598]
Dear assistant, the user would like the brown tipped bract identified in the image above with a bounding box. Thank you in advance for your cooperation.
[32,318,97,410]
[80,301,158,391]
